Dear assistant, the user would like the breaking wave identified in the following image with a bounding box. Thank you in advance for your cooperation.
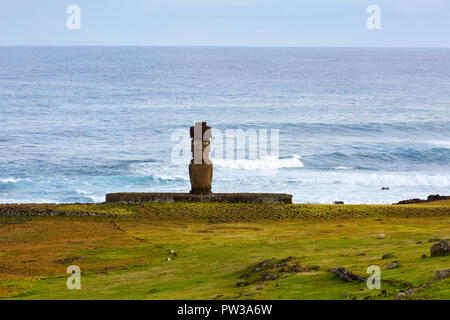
[0,178,26,184]
[281,172,450,187]
[212,154,304,170]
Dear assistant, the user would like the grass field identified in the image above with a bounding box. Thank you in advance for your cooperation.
[0,201,449,300]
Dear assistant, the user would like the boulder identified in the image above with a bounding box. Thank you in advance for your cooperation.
[386,261,399,270]
[236,281,249,287]
[436,269,450,280]
[395,289,417,300]
[330,267,366,282]
[430,240,449,257]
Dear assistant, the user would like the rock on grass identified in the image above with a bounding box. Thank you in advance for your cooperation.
[395,289,418,300]
[430,240,449,257]
[330,267,366,282]
[53,256,83,264]
[386,261,399,270]
[436,269,450,280]
[382,253,395,260]
[237,256,320,287]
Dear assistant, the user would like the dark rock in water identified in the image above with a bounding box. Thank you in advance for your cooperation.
[430,240,450,257]
[386,261,399,270]
[330,267,366,282]
[436,269,450,280]
[333,201,344,205]
[395,194,450,205]
[381,187,390,190]
[382,253,394,260]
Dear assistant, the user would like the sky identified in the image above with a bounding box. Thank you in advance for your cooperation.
[0,0,449,47]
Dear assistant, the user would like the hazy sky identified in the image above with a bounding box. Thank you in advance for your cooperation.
[1,0,449,47]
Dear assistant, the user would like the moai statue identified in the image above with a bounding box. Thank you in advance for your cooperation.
[189,122,213,194]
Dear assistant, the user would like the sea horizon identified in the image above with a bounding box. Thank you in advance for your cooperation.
[2,45,450,49]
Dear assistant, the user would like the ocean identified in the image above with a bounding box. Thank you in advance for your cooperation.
[1,46,449,204]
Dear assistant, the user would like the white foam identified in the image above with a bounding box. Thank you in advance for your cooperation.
[422,140,450,148]
[282,171,450,187]
[0,178,24,183]
[212,154,304,170]
[88,195,105,203]
[128,162,189,181]
[153,174,189,182]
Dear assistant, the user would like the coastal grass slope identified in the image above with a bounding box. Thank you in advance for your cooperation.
[0,202,449,300]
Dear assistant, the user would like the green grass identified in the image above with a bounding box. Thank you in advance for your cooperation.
[3,201,450,221]
[0,202,449,300]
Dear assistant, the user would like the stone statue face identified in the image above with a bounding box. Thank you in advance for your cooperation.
[191,140,210,164]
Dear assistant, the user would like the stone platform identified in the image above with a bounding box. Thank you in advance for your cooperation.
[105,192,293,204]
